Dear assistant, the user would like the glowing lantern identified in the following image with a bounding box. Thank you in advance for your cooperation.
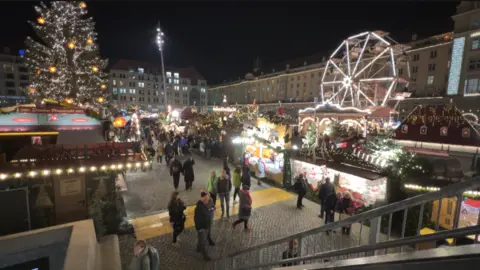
[48,66,56,73]
[79,2,87,8]
[65,98,73,104]
[113,117,127,128]
[67,42,75,49]
[97,97,104,103]
[92,66,99,72]
[29,87,36,93]
[37,17,45,24]
[87,38,93,44]
[35,69,41,75]
[100,84,107,89]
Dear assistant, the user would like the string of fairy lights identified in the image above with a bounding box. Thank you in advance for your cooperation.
[25,1,108,106]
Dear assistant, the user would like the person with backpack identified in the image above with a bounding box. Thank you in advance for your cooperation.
[170,157,183,190]
[129,240,159,270]
[168,191,186,247]
[318,177,335,219]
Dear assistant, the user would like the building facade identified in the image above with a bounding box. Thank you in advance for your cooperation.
[209,1,480,120]
[108,59,207,111]
[0,48,29,106]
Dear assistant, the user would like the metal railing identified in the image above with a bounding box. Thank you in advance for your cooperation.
[213,177,480,270]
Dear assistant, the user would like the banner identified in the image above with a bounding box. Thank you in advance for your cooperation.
[18,107,85,114]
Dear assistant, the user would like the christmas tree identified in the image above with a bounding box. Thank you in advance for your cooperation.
[25,1,108,106]
[302,122,317,150]
[364,135,403,162]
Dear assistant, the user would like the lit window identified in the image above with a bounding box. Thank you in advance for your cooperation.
[166,72,172,78]
[201,88,206,93]
[129,89,136,94]
[138,82,145,88]
[427,76,434,85]
[112,88,118,95]
[182,86,188,91]
[3,64,13,72]
[174,86,180,90]
[174,73,179,78]
[464,78,480,95]
[138,68,144,73]
[174,79,179,84]
[168,78,173,84]
[119,81,124,86]
[112,80,116,86]
[119,88,127,94]
[472,39,480,50]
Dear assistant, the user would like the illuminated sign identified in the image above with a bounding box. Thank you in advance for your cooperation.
[18,107,85,114]
[212,107,236,112]
[71,118,89,123]
[447,37,465,95]
[12,118,35,123]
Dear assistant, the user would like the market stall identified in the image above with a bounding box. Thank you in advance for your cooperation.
[290,158,387,208]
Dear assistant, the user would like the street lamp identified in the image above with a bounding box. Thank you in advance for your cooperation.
[156,22,168,112]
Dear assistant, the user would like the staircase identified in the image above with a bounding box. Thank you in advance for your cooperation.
[214,177,480,269]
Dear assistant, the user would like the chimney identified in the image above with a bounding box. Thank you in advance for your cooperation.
[412,33,418,41]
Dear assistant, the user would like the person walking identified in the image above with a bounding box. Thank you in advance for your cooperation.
[170,157,183,190]
[128,240,160,270]
[318,177,335,219]
[206,171,218,206]
[168,191,186,247]
[324,192,341,235]
[164,141,172,165]
[206,191,216,246]
[194,192,214,261]
[216,169,232,218]
[223,156,231,178]
[293,174,307,209]
[183,155,195,191]
[256,158,266,186]
[232,166,242,203]
[156,141,164,164]
[242,166,251,187]
[232,184,252,231]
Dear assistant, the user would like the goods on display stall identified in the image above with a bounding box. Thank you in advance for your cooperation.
[290,159,387,207]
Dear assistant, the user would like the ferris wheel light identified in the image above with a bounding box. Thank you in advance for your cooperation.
[359,77,394,82]
[382,81,397,106]
[348,31,370,40]
[371,32,391,45]
[354,47,390,79]
[390,49,397,76]
[329,60,347,78]
[352,33,370,75]
[329,40,346,59]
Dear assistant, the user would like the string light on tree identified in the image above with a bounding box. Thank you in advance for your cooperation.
[100,84,106,89]
[25,2,108,106]
[97,97,104,103]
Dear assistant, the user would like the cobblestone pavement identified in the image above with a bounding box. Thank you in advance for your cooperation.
[122,154,265,218]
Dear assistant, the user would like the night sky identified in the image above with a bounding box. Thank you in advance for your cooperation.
[0,1,458,84]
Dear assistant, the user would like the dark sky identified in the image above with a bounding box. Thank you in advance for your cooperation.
[0,1,458,84]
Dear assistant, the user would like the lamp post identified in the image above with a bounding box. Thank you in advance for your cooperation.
[156,22,168,112]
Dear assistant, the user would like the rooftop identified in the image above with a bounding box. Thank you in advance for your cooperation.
[110,59,205,80]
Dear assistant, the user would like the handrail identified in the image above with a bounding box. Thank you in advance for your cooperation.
[238,225,480,269]
[224,176,480,258]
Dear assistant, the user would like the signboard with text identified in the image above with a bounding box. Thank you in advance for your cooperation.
[18,106,85,114]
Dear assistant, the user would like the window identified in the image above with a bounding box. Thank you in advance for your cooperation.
[469,59,480,70]
[473,39,480,50]
[183,94,188,98]
[19,75,28,81]
[465,78,480,94]
[166,72,172,78]
[430,50,437,59]
[182,86,188,91]
[174,73,179,78]
[3,64,13,72]
[5,81,15,87]
[119,88,127,94]
[412,66,418,73]
[174,86,180,90]
[129,89,136,94]
[428,64,436,71]
[119,81,124,86]
[174,79,179,84]
[413,54,420,61]
[119,74,126,78]
[168,78,172,84]
[113,88,118,95]
[138,68,144,73]
[446,200,453,215]
[6,73,14,79]
[427,76,434,85]
[445,218,451,226]
[138,82,145,88]
[440,126,448,136]
[113,80,116,86]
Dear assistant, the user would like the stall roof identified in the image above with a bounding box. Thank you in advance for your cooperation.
[393,104,480,147]
[298,103,371,116]
[56,129,105,145]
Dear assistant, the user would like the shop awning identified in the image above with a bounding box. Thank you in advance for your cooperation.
[56,129,105,145]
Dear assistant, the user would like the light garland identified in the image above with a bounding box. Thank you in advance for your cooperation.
[25,1,108,106]
[404,183,480,196]
[298,102,371,114]
[0,161,151,181]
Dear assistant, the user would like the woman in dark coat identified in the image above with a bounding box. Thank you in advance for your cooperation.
[183,155,195,191]
[168,191,186,246]
[232,184,252,231]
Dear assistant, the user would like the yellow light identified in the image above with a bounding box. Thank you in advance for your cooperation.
[126,163,132,168]
[49,66,57,73]
[0,174,6,180]
[0,131,59,137]
[100,84,107,89]
[87,37,93,44]
[55,169,62,175]
[29,171,37,177]
[67,42,75,49]
[92,66,99,72]
[110,165,116,170]
[101,165,107,170]
[35,69,41,75]
[37,17,45,24]
[42,170,50,176]
[135,162,141,167]
[117,164,123,169]
[144,161,150,167]
[65,98,73,104]
[79,167,86,173]
[79,1,87,8]
[67,168,74,173]
[14,173,21,178]
[90,166,96,172]
[97,97,104,103]
[29,87,36,94]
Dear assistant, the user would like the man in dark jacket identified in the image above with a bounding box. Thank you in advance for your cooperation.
[170,157,183,190]
[216,170,232,218]
[293,174,307,209]
[323,192,341,235]
[242,166,251,187]
[164,141,173,165]
[194,192,214,261]
[183,155,195,191]
[318,178,335,219]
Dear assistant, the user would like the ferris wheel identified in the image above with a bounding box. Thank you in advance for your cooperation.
[320,31,410,108]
